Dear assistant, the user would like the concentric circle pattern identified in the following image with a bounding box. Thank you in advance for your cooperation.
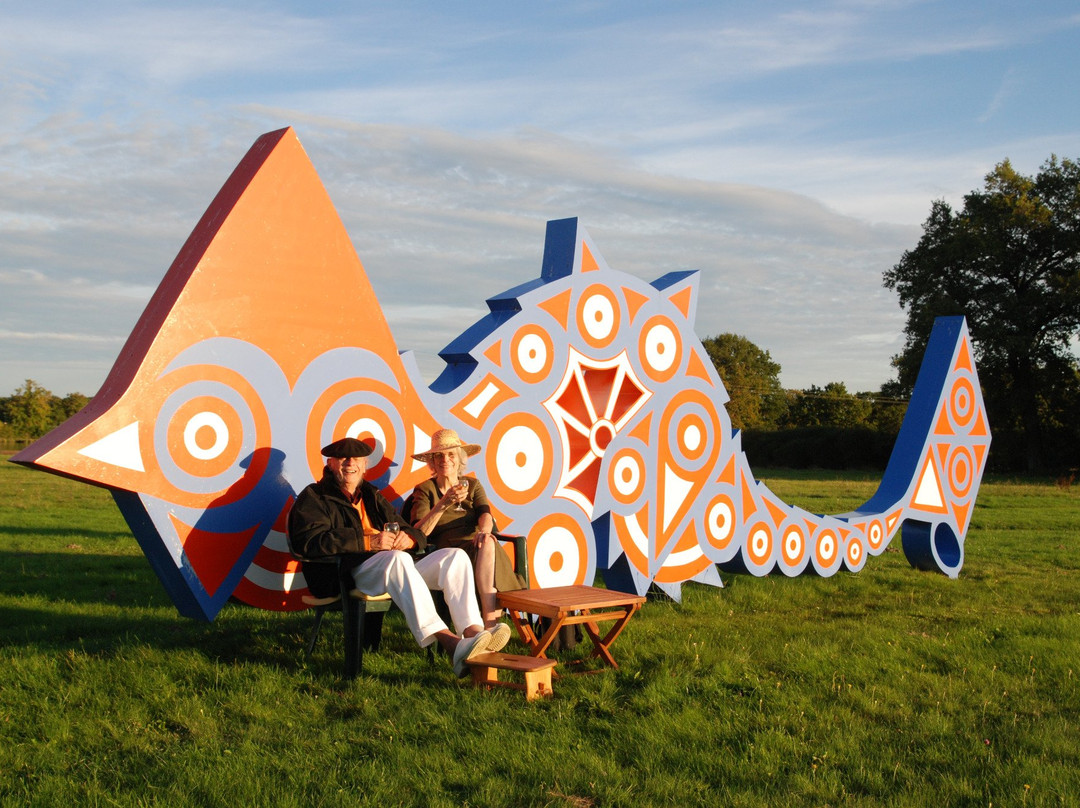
[866,519,885,552]
[844,534,866,571]
[637,315,683,383]
[304,379,406,483]
[528,513,593,588]
[155,368,269,502]
[511,324,555,383]
[577,285,621,349]
[780,523,806,571]
[814,528,840,573]
[949,376,976,429]
[660,389,720,476]
[745,521,774,569]
[608,447,647,506]
[704,492,737,554]
[486,413,554,505]
[948,445,974,499]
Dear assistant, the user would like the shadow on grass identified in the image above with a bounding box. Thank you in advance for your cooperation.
[1,549,444,680]
[3,549,165,605]
[0,524,132,541]
[1,547,319,672]
[0,601,315,668]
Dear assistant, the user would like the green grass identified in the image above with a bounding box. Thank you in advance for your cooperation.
[1,456,1078,806]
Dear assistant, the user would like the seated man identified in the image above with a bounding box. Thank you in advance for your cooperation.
[287,437,507,676]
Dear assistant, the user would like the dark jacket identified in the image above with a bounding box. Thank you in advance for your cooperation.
[287,469,426,597]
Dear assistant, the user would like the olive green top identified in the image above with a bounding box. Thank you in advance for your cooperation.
[410,477,523,592]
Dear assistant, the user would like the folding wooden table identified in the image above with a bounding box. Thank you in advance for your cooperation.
[497,584,646,670]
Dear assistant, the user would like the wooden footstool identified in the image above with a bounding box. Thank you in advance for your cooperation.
[466,652,557,700]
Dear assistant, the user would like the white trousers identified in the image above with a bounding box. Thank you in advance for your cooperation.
[351,548,483,648]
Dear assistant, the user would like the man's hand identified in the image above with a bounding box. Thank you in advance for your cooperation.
[370,529,414,552]
[391,530,415,551]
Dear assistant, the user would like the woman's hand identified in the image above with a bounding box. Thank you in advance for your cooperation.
[436,479,469,512]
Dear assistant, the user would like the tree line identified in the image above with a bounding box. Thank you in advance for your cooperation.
[701,333,906,433]
[0,380,89,445]
[700,333,912,470]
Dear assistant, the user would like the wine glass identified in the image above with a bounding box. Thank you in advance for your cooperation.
[451,480,468,513]
[384,521,399,535]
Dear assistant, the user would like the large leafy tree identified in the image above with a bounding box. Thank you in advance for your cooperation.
[0,380,55,440]
[884,156,1080,472]
[701,333,788,430]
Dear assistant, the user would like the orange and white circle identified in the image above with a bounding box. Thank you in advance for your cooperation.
[866,519,885,552]
[949,377,976,429]
[638,315,682,383]
[167,397,244,479]
[528,513,591,588]
[343,414,391,471]
[486,414,554,505]
[156,366,270,503]
[304,379,402,482]
[948,445,974,499]
[814,528,839,569]
[677,411,709,462]
[780,523,806,569]
[608,447,646,506]
[845,534,865,570]
[577,285,620,349]
[746,521,773,567]
[326,401,400,481]
[511,324,554,383]
[704,493,736,552]
[183,411,230,461]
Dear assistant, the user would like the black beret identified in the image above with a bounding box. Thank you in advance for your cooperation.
[321,437,374,458]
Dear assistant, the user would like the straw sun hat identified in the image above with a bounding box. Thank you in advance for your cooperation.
[411,428,481,463]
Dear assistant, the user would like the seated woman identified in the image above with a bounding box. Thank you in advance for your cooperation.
[409,429,524,641]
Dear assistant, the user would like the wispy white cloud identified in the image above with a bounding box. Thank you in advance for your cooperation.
[978,67,1020,125]
[0,329,124,344]
[0,6,335,86]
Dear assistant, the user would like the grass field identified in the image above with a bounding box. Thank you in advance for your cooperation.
[1,455,1078,807]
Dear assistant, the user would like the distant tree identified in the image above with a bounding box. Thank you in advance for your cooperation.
[2,380,55,439]
[883,156,1080,472]
[701,333,788,430]
[786,382,872,429]
[0,382,91,441]
[861,387,907,435]
[57,392,91,422]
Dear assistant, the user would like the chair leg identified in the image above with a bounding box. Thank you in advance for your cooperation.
[363,611,384,651]
[306,606,327,659]
[432,591,451,657]
[344,596,367,679]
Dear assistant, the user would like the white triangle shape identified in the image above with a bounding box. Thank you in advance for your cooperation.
[410,425,431,472]
[913,456,943,509]
[78,422,145,472]
[662,462,694,533]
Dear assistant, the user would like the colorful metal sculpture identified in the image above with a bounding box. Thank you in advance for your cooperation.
[12,127,991,620]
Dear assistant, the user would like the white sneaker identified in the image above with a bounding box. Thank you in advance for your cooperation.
[486,622,512,654]
[452,630,492,677]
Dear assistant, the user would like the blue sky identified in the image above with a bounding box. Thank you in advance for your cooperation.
[2,0,1078,396]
